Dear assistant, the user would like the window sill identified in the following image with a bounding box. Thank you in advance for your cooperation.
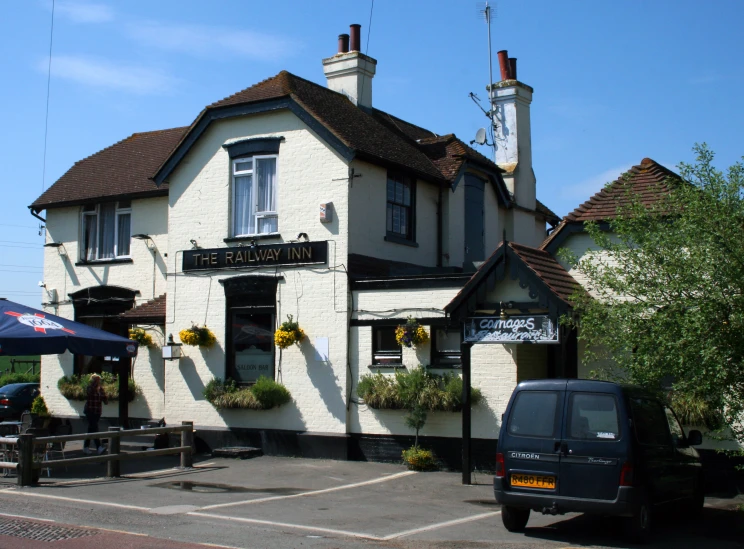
[427,364,462,370]
[75,258,133,266]
[368,364,406,370]
[384,235,419,248]
[224,233,281,244]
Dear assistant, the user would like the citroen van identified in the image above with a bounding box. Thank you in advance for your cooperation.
[494,379,704,542]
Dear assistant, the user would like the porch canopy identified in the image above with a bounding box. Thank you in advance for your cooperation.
[0,299,138,357]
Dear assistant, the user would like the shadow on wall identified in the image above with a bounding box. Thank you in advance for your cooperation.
[299,337,346,423]
[178,356,207,401]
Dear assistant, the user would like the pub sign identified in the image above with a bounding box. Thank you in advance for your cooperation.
[464,315,559,344]
[183,241,328,272]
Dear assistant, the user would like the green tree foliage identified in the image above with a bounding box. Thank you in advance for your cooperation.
[561,144,744,442]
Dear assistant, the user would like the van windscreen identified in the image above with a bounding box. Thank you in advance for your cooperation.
[569,393,620,440]
[507,391,558,438]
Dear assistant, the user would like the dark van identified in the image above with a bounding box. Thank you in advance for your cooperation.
[494,379,703,542]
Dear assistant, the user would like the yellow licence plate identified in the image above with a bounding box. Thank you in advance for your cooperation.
[510,474,556,489]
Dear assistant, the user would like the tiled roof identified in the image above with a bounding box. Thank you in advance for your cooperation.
[30,127,188,211]
[536,200,559,223]
[416,134,505,183]
[185,71,444,181]
[508,242,582,304]
[119,294,166,323]
[565,158,680,223]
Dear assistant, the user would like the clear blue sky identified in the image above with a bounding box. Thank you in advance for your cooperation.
[2,0,743,307]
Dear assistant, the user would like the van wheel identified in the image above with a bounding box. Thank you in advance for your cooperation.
[624,498,651,544]
[501,506,530,532]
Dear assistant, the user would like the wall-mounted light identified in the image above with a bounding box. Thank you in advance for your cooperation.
[162,334,182,361]
[296,232,309,242]
[499,301,510,321]
[189,239,199,250]
[44,241,67,257]
[132,233,157,253]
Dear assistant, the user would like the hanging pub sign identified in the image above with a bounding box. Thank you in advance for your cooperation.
[464,315,559,344]
[182,241,328,272]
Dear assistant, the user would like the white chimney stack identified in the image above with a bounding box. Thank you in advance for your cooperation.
[322,24,377,108]
[491,51,536,212]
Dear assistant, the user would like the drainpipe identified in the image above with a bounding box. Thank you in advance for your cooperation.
[436,183,443,267]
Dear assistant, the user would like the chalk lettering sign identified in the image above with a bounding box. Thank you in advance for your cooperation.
[182,241,328,272]
[464,315,559,344]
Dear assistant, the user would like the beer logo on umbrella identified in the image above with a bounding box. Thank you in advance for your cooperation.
[4,311,76,335]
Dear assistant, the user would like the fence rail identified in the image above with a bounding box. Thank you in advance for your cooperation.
[1,422,193,486]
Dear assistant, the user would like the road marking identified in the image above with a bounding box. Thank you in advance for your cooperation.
[0,489,151,511]
[382,510,502,540]
[0,512,56,522]
[199,470,417,511]
[189,511,383,540]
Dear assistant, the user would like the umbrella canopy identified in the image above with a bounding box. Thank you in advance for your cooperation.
[0,299,138,357]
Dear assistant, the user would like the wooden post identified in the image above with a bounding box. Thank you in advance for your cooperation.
[181,421,194,468]
[461,341,473,485]
[107,427,122,478]
[17,434,34,487]
[117,361,129,429]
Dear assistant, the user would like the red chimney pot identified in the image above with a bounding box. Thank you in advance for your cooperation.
[497,50,510,81]
[338,34,349,53]
[508,58,517,81]
[350,24,361,52]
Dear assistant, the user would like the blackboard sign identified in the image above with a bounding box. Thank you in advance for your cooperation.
[183,241,328,272]
[464,315,559,344]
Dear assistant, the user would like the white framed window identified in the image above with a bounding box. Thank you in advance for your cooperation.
[232,155,278,237]
[81,201,131,261]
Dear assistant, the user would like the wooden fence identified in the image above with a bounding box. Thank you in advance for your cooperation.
[0,422,193,486]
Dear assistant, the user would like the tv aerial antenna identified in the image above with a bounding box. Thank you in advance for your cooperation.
[469,2,498,157]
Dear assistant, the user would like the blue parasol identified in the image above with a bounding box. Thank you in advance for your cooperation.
[0,299,138,357]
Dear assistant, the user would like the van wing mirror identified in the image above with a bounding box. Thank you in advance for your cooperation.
[687,429,703,446]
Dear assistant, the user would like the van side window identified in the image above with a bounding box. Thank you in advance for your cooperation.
[664,407,686,447]
[568,393,620,440]
[507,391,559,438]
[630,398,672,446]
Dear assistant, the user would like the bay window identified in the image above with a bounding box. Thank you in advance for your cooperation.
[81,201,131,261]
[233,156,278,237]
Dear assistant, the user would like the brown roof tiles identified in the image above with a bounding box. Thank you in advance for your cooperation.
[508,242,581,304]
[120,294,166,324]
[30,127,188,211]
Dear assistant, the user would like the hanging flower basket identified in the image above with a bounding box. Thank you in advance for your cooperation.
[179,324,216,347]
[129,327,156,348]
[395,317,429,348]
[274,315,306,349]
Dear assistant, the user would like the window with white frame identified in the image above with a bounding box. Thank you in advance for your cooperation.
[232,156,278,236]
[81,201,131,261]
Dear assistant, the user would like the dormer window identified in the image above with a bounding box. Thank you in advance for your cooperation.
[232,156,278,237]
[81,201,131,261]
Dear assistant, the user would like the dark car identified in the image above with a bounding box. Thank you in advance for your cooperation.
[0,383,40,420]
[494,379,703,542]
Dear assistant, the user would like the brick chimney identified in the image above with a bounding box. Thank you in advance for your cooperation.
[322,24,377,108]
[490,51,535,213]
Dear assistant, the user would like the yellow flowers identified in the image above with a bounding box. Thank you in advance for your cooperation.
[128,327,155,348]
[395,317,429,348]
[274,315,306,349]
[179,325,216,347]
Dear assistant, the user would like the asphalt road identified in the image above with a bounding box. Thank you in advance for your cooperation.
[0,449,740,549]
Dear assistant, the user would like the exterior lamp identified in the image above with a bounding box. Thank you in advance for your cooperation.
[162,333,182,361]
[132,234,156,252]
[499,301,508,321]
[44,242,67,257]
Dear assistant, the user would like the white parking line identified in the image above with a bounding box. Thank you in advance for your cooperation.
[188,511,383,540]
[0,512,56,523]
[199,469,417,511]
[381,510,502,540]
[0,489,151,511]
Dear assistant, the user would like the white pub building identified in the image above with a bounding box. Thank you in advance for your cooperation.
[29,26,691,470]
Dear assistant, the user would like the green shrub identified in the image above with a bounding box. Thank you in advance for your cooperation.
[57,373,139,402]
[357,368,482,412]
[0,372,41,388]
[668,391,724,430]
[204,377,291,410]
[31,395,50,417]
[402,445,438,471]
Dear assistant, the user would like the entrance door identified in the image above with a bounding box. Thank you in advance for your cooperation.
[464,175,485,264]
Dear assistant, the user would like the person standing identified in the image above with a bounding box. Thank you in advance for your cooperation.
[83,373,107,455]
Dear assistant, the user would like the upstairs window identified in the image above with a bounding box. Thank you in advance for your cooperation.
[233,156,278,236]
[81,201,131,261]
[372,327,402,365]
[386,173,414,241]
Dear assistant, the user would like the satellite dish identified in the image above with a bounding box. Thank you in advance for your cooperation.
[474,128,487,145]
